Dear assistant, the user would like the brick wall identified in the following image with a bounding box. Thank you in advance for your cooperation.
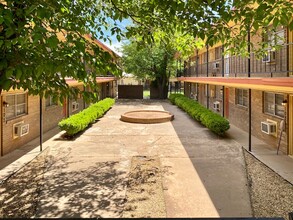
[2,94,64,155]
[228,89,287,153]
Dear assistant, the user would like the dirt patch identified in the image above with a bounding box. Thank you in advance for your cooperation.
[244,150,293,220]
[122,156,166,218]
[0,149,49,218]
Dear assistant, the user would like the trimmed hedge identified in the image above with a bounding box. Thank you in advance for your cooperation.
[58,98,115,136]
[169,94,230,136]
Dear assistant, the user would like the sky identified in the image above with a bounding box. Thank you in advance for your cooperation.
[99,18,132,56]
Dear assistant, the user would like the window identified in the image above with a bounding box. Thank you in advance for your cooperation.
[203,52,208,63]
[236,89,248,107]
[264,92,284,117]
[215,47,222,60]
[45,96,57,107]
[263,30,285,47]
[5,93,27,120]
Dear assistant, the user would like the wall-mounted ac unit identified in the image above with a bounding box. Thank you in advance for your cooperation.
[14,123,29,138]
[261,121,276,135]
[72,102,79,112]
[262,51,276,63]
[213,101,220,111]
[213,62,220,69]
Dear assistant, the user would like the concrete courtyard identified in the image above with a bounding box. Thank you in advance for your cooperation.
[31,100,252,217]
[0,100,254,218]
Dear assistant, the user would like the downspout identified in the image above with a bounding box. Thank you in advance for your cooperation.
[248,27,252,152]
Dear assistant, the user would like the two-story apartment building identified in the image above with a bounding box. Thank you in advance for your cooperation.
[179,26,293,156]
[0,38,119,157]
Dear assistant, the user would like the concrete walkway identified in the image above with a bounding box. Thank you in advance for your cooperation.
[0,99,292,217]
[226,125,293,184]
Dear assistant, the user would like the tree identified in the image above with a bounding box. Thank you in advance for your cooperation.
[108,0,293,55]
[121,31,198,99]
[1,0,293,102]
[0,0,122,102]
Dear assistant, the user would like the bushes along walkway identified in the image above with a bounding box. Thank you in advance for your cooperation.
[58,98,115,136]
[169,94,230,135]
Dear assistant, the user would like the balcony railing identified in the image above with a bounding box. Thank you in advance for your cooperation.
[186,43,293,78]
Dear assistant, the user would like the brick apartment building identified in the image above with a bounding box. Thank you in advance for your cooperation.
[180,26,293,156]
[0,37,119,156]
[0,77,117,156]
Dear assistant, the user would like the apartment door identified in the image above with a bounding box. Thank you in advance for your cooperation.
[225,88,229,118]
[289,95,293,156]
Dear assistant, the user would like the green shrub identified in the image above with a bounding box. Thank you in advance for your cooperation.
[169,93,185,104]
[168,94,230,136]
[58,98,115,136]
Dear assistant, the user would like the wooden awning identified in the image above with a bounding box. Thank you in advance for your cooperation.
[66,77,116,87]
[178,77,293,94]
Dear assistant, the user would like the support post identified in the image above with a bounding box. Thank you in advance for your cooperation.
[1,96,3,156]
[206,45,209,109]
[40,97,43,152]
[248,28,252,151]
[221,46,225,117]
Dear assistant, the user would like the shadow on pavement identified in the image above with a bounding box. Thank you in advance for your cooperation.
[161,102,252,217]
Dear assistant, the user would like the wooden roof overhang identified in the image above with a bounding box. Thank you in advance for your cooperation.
[178,77,293,94]
[66,77,116,87]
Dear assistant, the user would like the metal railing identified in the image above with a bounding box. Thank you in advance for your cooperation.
[185,43,293,78]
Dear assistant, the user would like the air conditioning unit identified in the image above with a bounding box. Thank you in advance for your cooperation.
[213,62,220,69]
[261,121,276,135]
[14,123,29,138]
[213,101,220,111]
[72,102,79,112]
[262,51,276,63]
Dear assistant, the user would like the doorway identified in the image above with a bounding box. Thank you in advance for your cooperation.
[225,88,229,118]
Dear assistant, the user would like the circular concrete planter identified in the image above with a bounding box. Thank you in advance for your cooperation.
[120,110,174,124]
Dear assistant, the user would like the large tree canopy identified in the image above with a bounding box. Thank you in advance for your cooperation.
[121,31,198,98]
[0,0,122,102]
[1,0,293,101]
[109,0,293,54]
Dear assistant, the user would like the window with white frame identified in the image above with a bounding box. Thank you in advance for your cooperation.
[5,93,27,120]
[45,96,57,107]
[264,92,284,117]
[263,30,285,47]
[236,89,248,107]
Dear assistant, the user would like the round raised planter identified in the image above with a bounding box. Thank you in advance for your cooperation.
[120,110,174,124]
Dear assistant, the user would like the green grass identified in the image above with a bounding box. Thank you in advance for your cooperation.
[143,90,150,98]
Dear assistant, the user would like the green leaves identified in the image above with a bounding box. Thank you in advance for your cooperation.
[0,0,121,100]
[47,35,59,48]
[5,68,14,78]
[0,0,292,98]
